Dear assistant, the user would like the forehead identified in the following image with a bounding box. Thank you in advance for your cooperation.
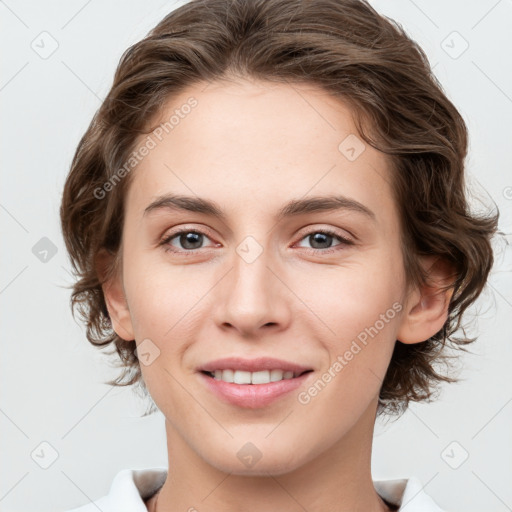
[125,78,397,229]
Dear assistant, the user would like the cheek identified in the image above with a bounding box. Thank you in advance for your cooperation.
[303,257,403,332]
[298,260,404,398]
[123,254,181,339]
[123,255,215,363]
[298,267,402,423]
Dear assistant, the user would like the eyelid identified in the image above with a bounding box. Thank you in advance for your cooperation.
[158,224,219,248]
[160,225,353,244]
[294,224,355,243]
[159,223,356,257]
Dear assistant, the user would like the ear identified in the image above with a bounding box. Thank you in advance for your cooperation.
[396,256,456,344]
[95,248,135,341]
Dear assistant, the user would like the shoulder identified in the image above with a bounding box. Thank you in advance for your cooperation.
[62,467,167,512]
[374,476,447,511]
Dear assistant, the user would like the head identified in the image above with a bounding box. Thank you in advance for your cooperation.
[60,0,498,472]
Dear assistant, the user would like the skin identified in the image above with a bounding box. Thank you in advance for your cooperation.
[97,77,453,512]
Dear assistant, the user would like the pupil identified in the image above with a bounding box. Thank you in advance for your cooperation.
[310,233,331,249]
[181,232,202,249]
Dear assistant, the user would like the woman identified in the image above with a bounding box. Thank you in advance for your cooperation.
[59,0,499,510]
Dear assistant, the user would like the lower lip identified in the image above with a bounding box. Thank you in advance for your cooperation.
[199,371,313,409]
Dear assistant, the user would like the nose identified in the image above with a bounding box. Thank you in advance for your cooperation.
[213,247,291,338]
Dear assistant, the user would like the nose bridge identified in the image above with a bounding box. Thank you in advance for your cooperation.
[231,236,275,308]
[215,233,288,333]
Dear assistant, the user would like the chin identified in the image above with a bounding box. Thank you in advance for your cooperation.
[204,443,309,477]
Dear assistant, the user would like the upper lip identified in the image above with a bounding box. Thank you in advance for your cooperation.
[198,357,313,374]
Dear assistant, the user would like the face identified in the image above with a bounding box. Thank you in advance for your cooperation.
[104,78,419,475]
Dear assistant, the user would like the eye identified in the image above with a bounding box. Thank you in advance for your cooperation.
[159,227,354,256]
[159,228,218,256]
[295,229,354,254]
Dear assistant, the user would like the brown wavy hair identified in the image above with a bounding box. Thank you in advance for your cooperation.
[60,0,500,418]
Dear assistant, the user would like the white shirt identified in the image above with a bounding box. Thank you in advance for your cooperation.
[63,467,446,511]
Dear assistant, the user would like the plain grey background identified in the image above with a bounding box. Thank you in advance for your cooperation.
[1,1,511,511]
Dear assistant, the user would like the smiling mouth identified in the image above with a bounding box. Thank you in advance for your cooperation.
[201,369,313,385]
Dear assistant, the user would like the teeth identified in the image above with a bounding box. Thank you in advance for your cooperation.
[210,369,299,384]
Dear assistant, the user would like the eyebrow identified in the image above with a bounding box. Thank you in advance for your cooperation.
[143,194,376,223]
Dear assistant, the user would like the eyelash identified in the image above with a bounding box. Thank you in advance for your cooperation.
[159,227,354,257]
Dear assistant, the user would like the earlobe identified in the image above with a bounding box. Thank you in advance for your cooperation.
[95,248,135,341]
[396,256,455,344]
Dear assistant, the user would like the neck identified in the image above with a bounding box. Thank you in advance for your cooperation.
[150,398,391,512]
